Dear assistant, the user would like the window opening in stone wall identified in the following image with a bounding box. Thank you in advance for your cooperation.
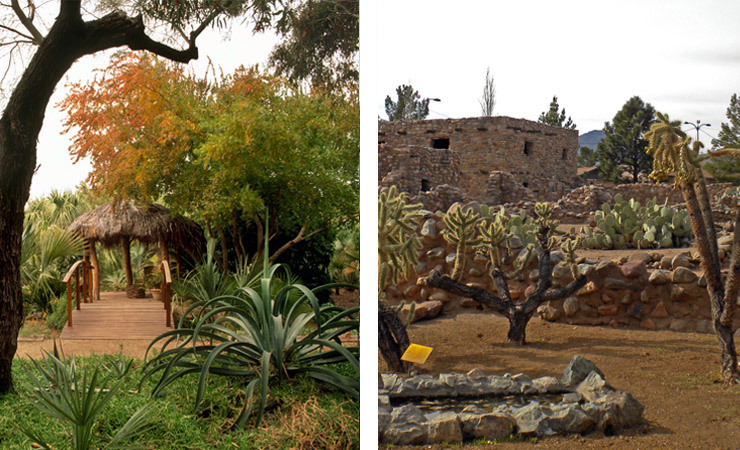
[421,179,431,192]
[522,181,529,188]
[524,141,533,155]
[562,148,567,160]
[431,137,450,149]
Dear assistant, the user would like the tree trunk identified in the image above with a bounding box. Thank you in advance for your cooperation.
[424,269,587,347]
[714,315,739,383]
[681,181,739,383]
[123,236,133,288]
[0,1,201,394]
[506,308,536,344]
[378,301,411,372]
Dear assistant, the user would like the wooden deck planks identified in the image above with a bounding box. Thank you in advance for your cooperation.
[60,291,171,340]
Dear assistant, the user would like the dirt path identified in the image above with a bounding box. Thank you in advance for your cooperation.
[16,339,155,360]
[381,312,740,449]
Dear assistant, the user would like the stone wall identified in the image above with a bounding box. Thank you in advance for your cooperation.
[379,144,460,195]
[378,117,579,203]
[552,182,736,223]
[386,212,740,334]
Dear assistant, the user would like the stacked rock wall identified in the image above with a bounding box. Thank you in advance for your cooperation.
[385,212,740,334]
[379,144,460,195]
[378,117,579,203]
[552,182,736,223]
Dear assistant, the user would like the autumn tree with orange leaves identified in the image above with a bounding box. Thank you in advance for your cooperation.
[60,52,359,269]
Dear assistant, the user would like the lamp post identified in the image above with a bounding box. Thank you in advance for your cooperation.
[413,95,441,120]
[684,120,711,143]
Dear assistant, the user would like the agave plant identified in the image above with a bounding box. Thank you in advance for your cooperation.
[141,227,359,429]
[19,343,155,450]
[171,238,236,304]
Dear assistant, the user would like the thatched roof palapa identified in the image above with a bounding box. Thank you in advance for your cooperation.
[68,200,203,251]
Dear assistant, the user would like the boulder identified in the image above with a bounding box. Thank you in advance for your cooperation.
[384,405,427,445]
[459,411,515,441]
[620,261,646,279]
[426,412,462,444]
[671,254,690,270]
[651,301,668,318]
[562,356,605,387]
[563,296,579,317]
[648,270,671,285]
[420,219,439,239]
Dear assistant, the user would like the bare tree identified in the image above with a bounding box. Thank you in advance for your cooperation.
[0,0,285,394]
[479,66,496,117]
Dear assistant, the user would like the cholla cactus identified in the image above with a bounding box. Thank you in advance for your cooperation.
[478,220,507,268]
[378,186,423,294]
[560,236,582,280]
[378,186,423,373]
[645,111,740,383]
[441,205,481,281]
[425,200,588,345]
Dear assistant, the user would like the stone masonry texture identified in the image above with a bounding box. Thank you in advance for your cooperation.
[379,116,579,203]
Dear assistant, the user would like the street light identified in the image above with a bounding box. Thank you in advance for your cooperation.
[413,96,441,119]
[684,120,711,142]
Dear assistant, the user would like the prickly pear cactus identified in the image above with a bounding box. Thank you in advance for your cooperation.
[582,196,693,250]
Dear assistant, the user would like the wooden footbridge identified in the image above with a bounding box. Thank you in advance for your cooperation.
[60,260,173,340]
[60,291,171,340]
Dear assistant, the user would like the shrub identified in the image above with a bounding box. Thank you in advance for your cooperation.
[142,246,359,429]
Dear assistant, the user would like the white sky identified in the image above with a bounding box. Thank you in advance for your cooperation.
[31,25,278,200]
[376,0,740,147]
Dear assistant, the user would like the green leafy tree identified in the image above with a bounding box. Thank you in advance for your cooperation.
[384,84,430,121]
[0,0,302,394]
[538,95,576,129]
[597,96,656,183]
[578,146,598,168]
[270,0,358,91]
[61,55,359,269]
[708,93,740,184]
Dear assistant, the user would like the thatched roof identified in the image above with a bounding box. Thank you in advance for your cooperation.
[68,200,203,250]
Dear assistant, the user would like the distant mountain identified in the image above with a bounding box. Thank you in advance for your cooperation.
[578,130,605,151]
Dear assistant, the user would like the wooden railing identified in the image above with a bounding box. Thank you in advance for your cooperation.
[159,260,173,327]
[62,259,92,327]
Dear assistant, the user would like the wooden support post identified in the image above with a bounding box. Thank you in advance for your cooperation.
[123,236,133,288]
[165,280,171,328]
[89,241,100,301]
[66,282,73,327]
[75,270,81,310]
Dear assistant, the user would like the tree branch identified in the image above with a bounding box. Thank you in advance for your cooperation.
[423,270,509,315]
[489,266,512,303]
[541,275,588,302]
[268,224,330,264]
[0,23,33,41]
[83,13,198,63]
[10,0,43,44]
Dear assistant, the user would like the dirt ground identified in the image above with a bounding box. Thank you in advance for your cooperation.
[380,312,740,449]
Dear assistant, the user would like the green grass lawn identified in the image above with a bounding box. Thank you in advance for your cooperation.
[0,355,358,449]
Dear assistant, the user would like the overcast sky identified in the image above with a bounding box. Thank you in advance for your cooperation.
[30,25,278,200]
[376,0,740,147]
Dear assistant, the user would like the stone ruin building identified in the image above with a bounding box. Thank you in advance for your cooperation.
[378,116,579,211]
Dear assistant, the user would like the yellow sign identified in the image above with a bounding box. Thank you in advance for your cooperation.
[401,344,433,365]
